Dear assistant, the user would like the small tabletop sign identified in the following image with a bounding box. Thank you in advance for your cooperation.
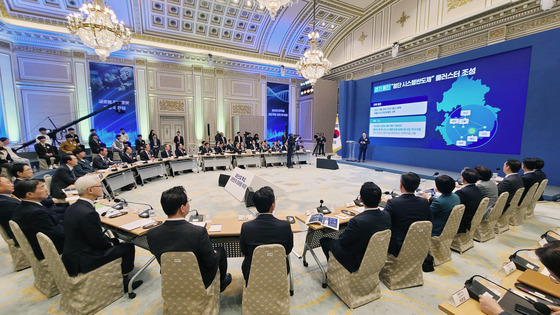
[448,287,470,307]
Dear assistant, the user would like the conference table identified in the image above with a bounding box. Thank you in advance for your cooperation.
[98,203,303,298]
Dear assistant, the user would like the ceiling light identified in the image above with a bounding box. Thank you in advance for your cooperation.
[67,0,131,61]
[296,0,331,86]
[256,0,296,20]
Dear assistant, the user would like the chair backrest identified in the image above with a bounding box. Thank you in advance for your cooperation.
[244,244,289,314]
[44,174,52,191]
[528,179,548,214]
[469,198,489,233]
[36,232,69,283]
[161,251,206,295]
[487,192,509,222]
[519,183,538,209]
[0,224,14,245]
[9,220,38,264]
[356,229,391,277]
[396,221,432,265]
[439,205,465,240]
[508,188,525,212]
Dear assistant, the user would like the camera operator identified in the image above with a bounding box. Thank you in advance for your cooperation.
[313,133,326,156]
[287,133,299,168]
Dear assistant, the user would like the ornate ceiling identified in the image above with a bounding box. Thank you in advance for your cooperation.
[0,0,557,74]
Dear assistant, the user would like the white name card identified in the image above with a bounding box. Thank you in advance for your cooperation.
[498,261,517,276]
[448,287,470,307]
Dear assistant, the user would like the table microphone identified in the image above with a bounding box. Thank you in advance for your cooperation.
[354,195,363,206]
[509,248,540,271]
[114,198,155,218]
[317,200,330,214]
[465,275,552,314]
[189,209,204,222]
[541,230,560,243]
[384,190,399,198]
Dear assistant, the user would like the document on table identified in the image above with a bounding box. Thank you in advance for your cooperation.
[120,219,156,231]
[208,224,222,232]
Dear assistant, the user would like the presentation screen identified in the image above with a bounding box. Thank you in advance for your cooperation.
[266,82,289,143]
[369,47,531,154]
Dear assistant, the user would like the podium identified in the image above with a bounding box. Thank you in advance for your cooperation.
[346,141,358,162]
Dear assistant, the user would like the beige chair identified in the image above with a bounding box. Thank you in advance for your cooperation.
[112,151,122,161]
[0,224,30,272]
[9,220,59,298]
[161,252,220,315]
[527,179,548,219]
[474,193,508,242]
[495,188,524,234]
[510,183,538,226]
[430,205,465,266]
[327,229,391,309]
[451,198,489,253]
[242,244,290,315]
[380,221,432,290]
[38,157,57,170]
[37,232,123,314]
[43,174,52,191]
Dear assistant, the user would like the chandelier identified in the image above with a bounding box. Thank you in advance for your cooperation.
[256,0,295,20]
[295,0,331,86]
[67,0,131,61]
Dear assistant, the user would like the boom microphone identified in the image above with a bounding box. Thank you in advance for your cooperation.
[114,198,154,218]
[509,248,540,272]
[541,230,560,243]
[417,172,439,191]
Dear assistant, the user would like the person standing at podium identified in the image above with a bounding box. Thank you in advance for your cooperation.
[357,132,370,163]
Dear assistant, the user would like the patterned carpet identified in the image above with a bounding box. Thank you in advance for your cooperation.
[0,159,558,314]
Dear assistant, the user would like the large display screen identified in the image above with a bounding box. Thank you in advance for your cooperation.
[89,62,138,146]
[266,82,289,143]
[369,47,531,154]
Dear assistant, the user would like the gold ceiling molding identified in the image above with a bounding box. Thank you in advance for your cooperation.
[426,47,439,58]
[72,51,85,59]
[146,61,192,72]
[358,31,368,44]
[223,71,260,80]
[383,51,427,72]
[507,13,560,36]
[135,59,146,65]
[396,11,411,28]
[488,28,506,40]
[88,55,135,65]
[231,104,253,115]
[159,99,186,112]
[0,40,10,50]
[13,45,71,57]
[447,0,474,12]
[439,33,487,55]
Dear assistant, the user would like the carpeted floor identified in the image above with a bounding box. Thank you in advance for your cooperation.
[1,158,558,314]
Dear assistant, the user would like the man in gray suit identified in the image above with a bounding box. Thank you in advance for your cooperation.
[497,159,524,210]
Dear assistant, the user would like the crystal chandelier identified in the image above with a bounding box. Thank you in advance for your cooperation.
[256,0,295,20]
[296,0,331,86]
[67,0,131,61]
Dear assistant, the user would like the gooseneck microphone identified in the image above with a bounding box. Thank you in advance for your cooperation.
[541,230,560,243]
[509,248,540,271]
[189,209,204,222]
[465,275,552,314]
[317,199,330,214]
[354,195,363,207]
[417,172,440,191]
[114,198,154,218]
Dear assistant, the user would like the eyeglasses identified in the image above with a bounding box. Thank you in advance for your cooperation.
[187,198,192,203]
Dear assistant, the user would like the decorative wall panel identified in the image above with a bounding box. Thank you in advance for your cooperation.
[17,56,73,84]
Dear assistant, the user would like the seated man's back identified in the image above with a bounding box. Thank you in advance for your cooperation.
[455,168,484,233]
[0,176,19,242]
[147,186,231,291]
[240,187,293,282]
[320,181,390,272]
[385,172,431,257]
[12,179,64,260]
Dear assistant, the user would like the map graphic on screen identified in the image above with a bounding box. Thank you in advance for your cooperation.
[369,47,531,154]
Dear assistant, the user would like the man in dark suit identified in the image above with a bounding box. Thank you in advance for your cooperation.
[160,144,174,158]
[72,148,94,178]
[150,134,161,158]
[497,159,524,210]
[455,168,484,233]
[175,143,186,157]
[10,163,63,212]
[357,132,370,163]
[281,132,288,145]
[239,186,293,283]
[234,131,243,145]
[147,186,232,292]
[320,182,390,272]
[135,135,146,155]
[214,142,224,154]
[534,158,546,201]
[173,131,184,150]
[120,146,137,163]
[12,179,64,260]
[385,172,431,257]
[92,147,115,170]
[62,175,141,292]
[34,135,60,169]
[521,158,539,202]
[139,144,154,161]
[88,134,105,155]
[0,176,19,242]
[200,143,213,154]
[50,155,78,199]
[214,131,222,146]
[287,134,299,168]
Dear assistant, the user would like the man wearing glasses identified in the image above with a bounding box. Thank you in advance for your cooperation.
[61,175,142,292]
[147,186,232,292]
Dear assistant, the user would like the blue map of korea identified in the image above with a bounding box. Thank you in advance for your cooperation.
[436,76,500,149]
